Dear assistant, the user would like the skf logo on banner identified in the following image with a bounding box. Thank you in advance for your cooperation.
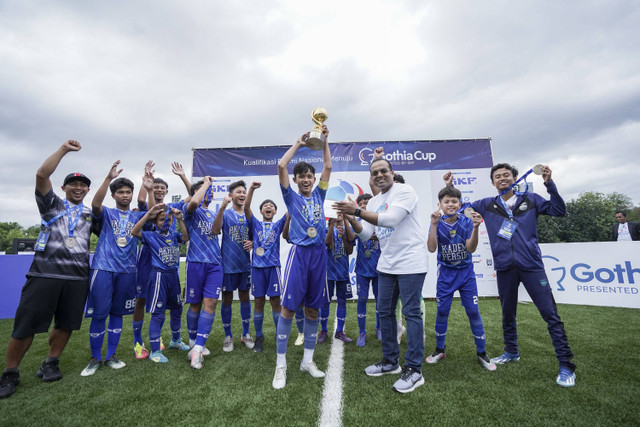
[543,256,640,295]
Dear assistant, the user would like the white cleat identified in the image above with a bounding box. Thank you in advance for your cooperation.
[294,333,305,346]
[273,365,287,389]
[190,349,203,370]
[300,361,325,378]
[222,336,234,352]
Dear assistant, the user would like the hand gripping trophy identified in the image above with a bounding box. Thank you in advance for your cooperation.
[305,107,328,151]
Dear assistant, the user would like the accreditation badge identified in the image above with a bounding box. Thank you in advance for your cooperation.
[497,219,517,240]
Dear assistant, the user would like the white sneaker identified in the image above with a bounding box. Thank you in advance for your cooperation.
[190,349,203,370]
[222,336,234,352]
[241,334,255,349]
[300,361,325,378]
[397,323,406,344]
[272,365,287,389]
[294,333,304,346]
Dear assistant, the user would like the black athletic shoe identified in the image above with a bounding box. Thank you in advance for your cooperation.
[36,359,63,382]
[0,370,21,399]
[253,335,264,353]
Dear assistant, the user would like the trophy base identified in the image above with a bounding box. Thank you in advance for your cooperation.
[306,131,325,151]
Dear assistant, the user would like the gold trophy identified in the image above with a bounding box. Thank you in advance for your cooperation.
[305,107,328,151]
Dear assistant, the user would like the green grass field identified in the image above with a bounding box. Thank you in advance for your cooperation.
[1,297,638,426]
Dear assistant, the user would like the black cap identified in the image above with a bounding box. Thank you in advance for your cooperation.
[63,173,91,187]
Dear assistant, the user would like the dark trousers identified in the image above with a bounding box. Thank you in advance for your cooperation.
[497,269,575,371]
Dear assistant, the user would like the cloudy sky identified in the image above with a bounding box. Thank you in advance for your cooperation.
[1,0,639,226]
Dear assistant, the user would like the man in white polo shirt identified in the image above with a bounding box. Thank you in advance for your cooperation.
[335,147,428,394]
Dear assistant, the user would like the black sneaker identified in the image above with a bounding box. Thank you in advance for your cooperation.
[35,359,63,382]
[253,335,264,353]
[0,370,21,399]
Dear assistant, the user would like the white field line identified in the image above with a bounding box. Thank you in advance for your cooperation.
[318,317,344,427]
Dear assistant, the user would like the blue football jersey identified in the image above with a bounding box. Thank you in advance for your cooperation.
[355,232,381,278]
[92,207,146,273]
[436,215,474,269]
[141,229,183,272]
[183,205,222,264]
[280,182,327,247]
[221,208,251,274]
[249,214,287,268]
[327,227,350,281]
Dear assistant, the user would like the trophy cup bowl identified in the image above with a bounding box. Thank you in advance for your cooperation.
[305,107,328,151]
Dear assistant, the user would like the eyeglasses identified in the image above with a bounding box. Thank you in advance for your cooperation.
[370,168,389,177]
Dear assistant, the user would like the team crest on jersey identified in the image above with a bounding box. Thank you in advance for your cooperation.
[519,202,528,211]
[165,239,172,243]
[206,212,211,217]
[449,229,456,237]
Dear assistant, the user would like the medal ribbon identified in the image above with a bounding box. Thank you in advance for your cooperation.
[62,200,84,238]
[119,210,132,241]
[442,203,471,220]
[260,221,277,248]
[199,185,212,207]
[160,209,172,234]
[304,196,319,228]
[498,168,534,197]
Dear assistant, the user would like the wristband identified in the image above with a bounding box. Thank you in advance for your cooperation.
[354,208,361,217]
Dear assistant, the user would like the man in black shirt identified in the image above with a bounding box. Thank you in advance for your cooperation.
[0,140,93,399]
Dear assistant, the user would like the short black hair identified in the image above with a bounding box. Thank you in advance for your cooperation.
[259,199,278,211]
[490,163,518,182]
[110,177,134,194]
[370,158,393,172]
[393,173,405,184]
[615,211,627,217]
[228,180,246,193]
[437,186,462,201]
[356,193,373,204]
[293,162,315,177]
[190,180,204,196]
[153,178,168,189]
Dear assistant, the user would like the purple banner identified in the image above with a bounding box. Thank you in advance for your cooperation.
[193,139,493,177]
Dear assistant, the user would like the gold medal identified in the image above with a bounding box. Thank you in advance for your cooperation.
[256,247,265,256]
[365,250,371,258]
[65,237,77,249]
[116,237,128,247]
[306,227,318,238]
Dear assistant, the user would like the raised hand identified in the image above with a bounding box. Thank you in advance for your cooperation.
[443,171,453,186]
[430,210,442,225]
[107,160,123,180]
[171,162,185,177]
[62,140,82,152]
[541,165,553,184]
